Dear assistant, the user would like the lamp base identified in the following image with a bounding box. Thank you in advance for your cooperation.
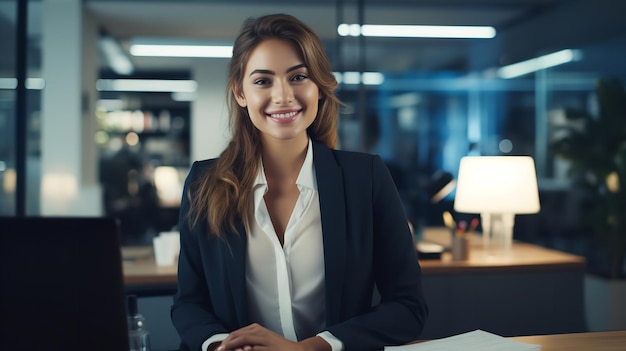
[481,212,515,257]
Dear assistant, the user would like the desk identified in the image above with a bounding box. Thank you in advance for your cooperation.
[511,330,626,351]
[122,229,584,283]
[409,330,626,350]
[122,246,177,296]
[417,228,586,339]
[121,228,587,338]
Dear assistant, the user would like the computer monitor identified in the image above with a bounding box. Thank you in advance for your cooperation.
[0,217,130,351]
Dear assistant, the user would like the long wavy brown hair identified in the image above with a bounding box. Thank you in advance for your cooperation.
[188,13,341,238]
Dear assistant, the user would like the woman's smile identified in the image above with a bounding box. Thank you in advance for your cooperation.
[267,109,301,123]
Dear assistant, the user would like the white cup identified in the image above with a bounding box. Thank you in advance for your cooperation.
[160,231,180,258]
[153,236,176,266]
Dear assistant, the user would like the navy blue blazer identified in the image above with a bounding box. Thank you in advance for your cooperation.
[171,142,428,351]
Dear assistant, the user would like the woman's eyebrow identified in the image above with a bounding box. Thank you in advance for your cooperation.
[248,63,307,77]
[286,63,307,73]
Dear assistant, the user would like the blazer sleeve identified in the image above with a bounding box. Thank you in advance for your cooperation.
[171,161,228,351]
[326,155,429,350]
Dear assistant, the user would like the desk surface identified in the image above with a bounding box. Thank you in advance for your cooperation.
[510,330,626,351]
[122,227,585,285]
[418,227,585,275]
[123,246,177,285]
[410,330,626,351]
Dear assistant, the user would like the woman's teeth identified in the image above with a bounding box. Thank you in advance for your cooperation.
[270,111,297,119]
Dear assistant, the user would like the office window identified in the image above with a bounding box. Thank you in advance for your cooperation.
[0,1,18,215]
[0,0,41,216]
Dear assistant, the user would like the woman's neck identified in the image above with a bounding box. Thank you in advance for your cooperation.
[261,136,309,181]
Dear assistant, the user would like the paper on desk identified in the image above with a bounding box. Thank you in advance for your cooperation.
[384,330,541,351]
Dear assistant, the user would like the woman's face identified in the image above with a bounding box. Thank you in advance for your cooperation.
[235,38,320,145]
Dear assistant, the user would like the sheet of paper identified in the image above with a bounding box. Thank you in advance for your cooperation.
[384,330,541,351]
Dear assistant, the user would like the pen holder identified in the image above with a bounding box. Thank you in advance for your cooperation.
[451,236,470,261]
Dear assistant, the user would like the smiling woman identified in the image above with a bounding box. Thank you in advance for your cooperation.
[170,13,428,351]
[234,39,319,146]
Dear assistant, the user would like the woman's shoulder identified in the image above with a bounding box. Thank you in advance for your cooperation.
[331,148,378,160]
[191,158,218,169]
[313,143,387,175]
[185,158,219,180]
[324,145,383,168]
[314,141,378,161]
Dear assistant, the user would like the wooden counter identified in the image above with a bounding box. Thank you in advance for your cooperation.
[511,330,626,351]
[411,330,626,351]
[418,227,585,274]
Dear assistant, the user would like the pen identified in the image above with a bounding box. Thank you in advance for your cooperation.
[468,217,479,233]
[443,211,456,231]
[456,220,467,236]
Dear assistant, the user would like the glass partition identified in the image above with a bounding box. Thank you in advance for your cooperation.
[0,0,41,216]
[0,1,17,215]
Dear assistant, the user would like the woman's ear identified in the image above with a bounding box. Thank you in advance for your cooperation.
[233,85,247,107]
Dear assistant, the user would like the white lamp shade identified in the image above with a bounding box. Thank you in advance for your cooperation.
[453,156,541,214]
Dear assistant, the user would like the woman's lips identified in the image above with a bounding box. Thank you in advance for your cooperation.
[267,110,300,123]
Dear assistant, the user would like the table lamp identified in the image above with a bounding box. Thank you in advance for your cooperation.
[453,156,540,256]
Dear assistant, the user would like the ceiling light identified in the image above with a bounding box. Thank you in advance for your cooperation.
[497,49,582,79]
[100,36,134,75]
[337,24,496,39]
[130,44,233,58]
[26,78,45,90]
[171,92,196,102]
[333,72,384,85]
[0,78,45,90]
[96,79,197,93]
[96,99,126,111]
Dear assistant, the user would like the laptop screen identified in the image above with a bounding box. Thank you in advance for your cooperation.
[0,217,130,351]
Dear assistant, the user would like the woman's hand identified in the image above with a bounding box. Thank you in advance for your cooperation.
[217,323,330,351]
[217,323,297,351]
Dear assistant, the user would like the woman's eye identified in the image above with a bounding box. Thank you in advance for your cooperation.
[254,78,270,85]
[292,74,307,82]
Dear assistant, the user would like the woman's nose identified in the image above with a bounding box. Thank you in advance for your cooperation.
[272,81,294,104]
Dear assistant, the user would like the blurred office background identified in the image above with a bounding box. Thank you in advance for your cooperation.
[2,0,626,275]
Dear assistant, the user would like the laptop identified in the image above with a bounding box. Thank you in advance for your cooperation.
[0,217,130,351]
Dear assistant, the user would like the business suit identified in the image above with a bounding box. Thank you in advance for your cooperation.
[171,142,428,351]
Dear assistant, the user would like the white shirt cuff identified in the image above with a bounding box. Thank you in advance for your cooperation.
[317,331,344,351]
[201,333,229,351]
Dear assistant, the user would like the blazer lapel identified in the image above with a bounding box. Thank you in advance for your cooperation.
[313,142,347,325]
[223,221,249,328]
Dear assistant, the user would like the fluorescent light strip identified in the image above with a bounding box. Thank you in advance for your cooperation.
[0,78,45,90]
[100,37,134,75]
[171,91,196,102]
[97,99,126,111]
[96,79,197,93]
[333,72,384,85]
[0,78,16,89]
[27,78,45,89]
[338,24,496,39]
[130,44,233,58]
[497,49,582,79]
